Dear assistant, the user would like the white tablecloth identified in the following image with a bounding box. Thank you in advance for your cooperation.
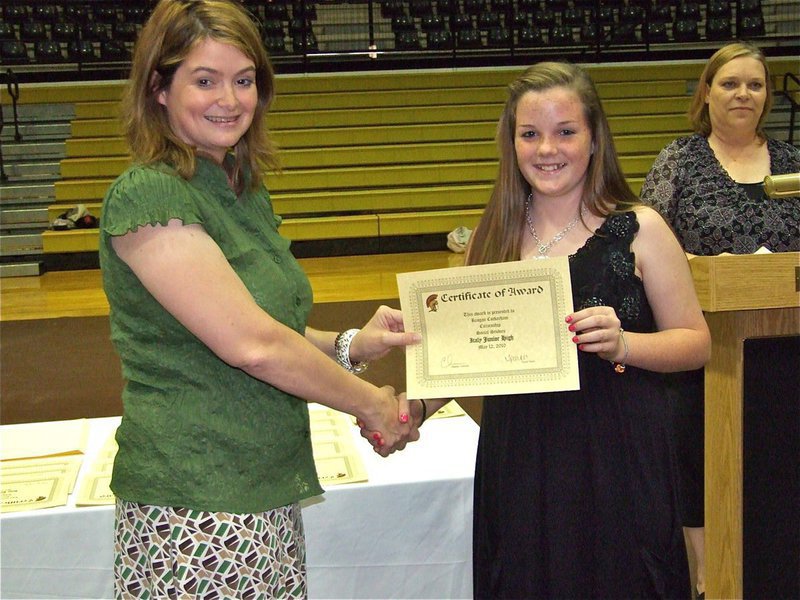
[1,410,479,599]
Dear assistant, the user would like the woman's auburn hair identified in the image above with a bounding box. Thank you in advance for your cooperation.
[467,61,639,266]
[688,41,773,138]
[120,0,278,192]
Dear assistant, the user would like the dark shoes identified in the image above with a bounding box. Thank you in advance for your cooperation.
[51,204,98,230]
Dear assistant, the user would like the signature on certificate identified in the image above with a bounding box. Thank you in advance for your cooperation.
[440,354,470,369]
[505,353,535,364]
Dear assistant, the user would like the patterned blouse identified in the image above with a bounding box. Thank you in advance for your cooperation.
[640,133,800,255]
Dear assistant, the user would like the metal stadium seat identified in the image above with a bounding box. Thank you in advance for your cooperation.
[492,0,510,13]
[67,39,97,61]
[391,15,416,32]
[420,15,445,32]
[94,7,119,24]
[1,40,29,63]
[34,40,64,62]
[82,23,110,42]
[739,0,763,16]
[123,6,150,24]
[456,28,482,48]
[531,8,555,28]
[478,11,500,30]
[518,25,544,47]
[265,2,290,20]
[740,14,765,37]
[650,5,672,23]
[644,20,669,43]
[289,17,313,34]
[409,0,434,18]
[512,12,529,30]
[31,5,58,23]
[0,22,15,41]
[292,31,318,52]
[64,5,90,25]
[101,39,129,61]
[562,8,585,26]
[580,23,600,44]
[264,34,286,54]
[673,18,700,41]
[395,30,421,50]
[427,29,453,49]
[20,21,47,41]
[706,16,731,41]
[486,27,510,47]
[592,6,616,25]
[707,0,731,19]
[620,5,645,24]
[2,5,28,25]
[612,22,639,44]
[436,0,456,15]
[549,24,574,45]
[463,0,483,17]
[291,1,316,20]
[263,19,285,35]
[52,21,78,42]
[380,0,403,19]
[676,2,701,21]
[113,22,138,42]
[451,13,473,31]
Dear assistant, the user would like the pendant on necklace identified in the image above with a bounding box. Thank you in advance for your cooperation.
[525,194,585,257]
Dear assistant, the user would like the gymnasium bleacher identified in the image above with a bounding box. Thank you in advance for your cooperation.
[1,0,798,276]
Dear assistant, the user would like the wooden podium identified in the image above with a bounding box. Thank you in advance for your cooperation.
[689,252,800,599]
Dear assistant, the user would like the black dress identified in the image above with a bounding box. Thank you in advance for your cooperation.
[473,212,690,599]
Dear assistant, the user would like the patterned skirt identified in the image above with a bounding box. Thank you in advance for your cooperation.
[114,499,306,599]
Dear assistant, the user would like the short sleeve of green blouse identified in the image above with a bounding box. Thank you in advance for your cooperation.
[101,163,204,236]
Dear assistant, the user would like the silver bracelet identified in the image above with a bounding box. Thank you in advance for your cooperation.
[612,328,629,374]
[334,328,369,374]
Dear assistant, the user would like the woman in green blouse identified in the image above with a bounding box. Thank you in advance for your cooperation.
[100,1,417,597]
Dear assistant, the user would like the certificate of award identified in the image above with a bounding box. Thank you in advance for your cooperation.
[397,258,579,399]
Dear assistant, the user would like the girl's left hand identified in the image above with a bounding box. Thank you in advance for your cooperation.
[566,306,625,363]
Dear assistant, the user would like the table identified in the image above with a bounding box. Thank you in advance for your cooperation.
[1,410,480,599]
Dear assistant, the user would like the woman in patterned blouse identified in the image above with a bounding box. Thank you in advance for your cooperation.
[640,41,800,600]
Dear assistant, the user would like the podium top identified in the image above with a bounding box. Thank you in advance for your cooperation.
[689,252,800,312]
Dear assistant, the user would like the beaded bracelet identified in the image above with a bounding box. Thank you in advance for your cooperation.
[334,328,369,374]
[612,328,629,374]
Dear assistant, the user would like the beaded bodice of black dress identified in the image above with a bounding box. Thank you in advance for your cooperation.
[473,211,690,599]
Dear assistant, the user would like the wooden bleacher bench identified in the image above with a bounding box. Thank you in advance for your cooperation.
[25,59,794,256]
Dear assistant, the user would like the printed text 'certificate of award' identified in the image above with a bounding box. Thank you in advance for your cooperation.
[397,259,580,399]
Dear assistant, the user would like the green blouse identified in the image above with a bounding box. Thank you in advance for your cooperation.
[99,157,323,513]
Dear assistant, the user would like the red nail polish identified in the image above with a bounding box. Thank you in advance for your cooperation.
[565,315,573,323]
[572,336,579,343]
[372,433,380,441]
[400,413,409,423]
[578,344,585,351]
[568,324,576,332]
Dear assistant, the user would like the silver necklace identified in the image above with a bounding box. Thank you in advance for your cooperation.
[524,194,585,257]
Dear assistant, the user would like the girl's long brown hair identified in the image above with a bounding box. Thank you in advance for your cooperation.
[467,62,639,266]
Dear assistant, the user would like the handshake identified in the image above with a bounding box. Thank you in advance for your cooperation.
[355,388,425,457]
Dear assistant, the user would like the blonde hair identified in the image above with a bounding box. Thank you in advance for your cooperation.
[121,0,278,192]
[467,62,639,266]
[688,41,772,138]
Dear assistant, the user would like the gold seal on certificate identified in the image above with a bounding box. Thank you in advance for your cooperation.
[397,258,580,399]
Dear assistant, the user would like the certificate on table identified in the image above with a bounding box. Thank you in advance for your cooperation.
[397,258,580,399]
